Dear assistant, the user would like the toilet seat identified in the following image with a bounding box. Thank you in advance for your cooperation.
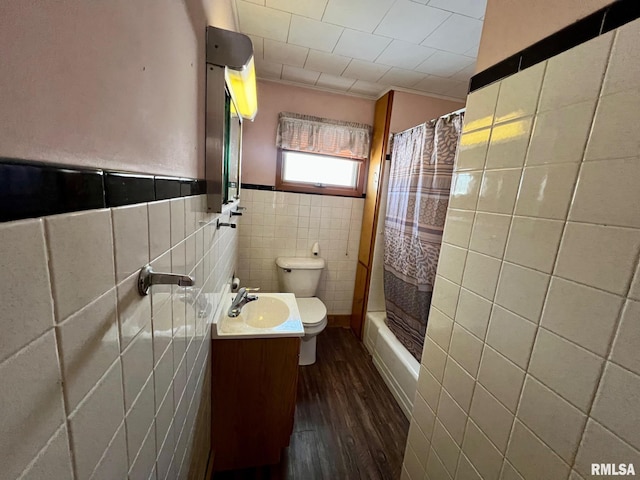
[296,297,327,326]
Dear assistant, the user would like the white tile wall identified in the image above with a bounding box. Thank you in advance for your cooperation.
[403,17,640,480]
[237,189,363,315]
[0,194,237,480]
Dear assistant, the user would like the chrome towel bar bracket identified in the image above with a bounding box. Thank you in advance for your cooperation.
[137,264,195,296]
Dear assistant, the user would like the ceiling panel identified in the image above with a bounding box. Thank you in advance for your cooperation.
[374,1,451,44]
[316,73,357,91]
[421,14,483,54]
[304,50,351,76]
[375,40,436,70]
[343,60,391,83]
[235,0,486,100]
[288,15,343,52]
[378,67,427,88]
[415,50,474,77]
[427,0,487,19]
[263,39,309,67]
[333,29,392,62]
[349,80,387,97]
[322,0,395,33]
[266,0,328,20]
[281,65,321,85]
[236,1,291,42]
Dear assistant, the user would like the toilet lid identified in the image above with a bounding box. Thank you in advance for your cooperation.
[296,298,327,326]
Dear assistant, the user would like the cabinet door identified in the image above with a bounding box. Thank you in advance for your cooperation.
[211,337,300,471]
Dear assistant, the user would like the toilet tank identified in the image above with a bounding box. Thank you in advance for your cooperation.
[276,257,325,297]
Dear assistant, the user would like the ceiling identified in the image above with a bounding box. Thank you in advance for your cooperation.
[234,0,487,100]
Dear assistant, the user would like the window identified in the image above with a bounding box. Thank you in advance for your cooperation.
[277,150,365,196]
[275,112,371,197]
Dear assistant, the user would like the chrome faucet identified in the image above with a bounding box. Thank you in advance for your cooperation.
[137,264,194,296]
[227,287,260,317]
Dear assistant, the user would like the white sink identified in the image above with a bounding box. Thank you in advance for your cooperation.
[213,292,304,339]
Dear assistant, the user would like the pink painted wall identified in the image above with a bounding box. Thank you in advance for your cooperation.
[0,0,236,179]
[242,80,376,185]
[389,91,465,134]
[477,0,615,71]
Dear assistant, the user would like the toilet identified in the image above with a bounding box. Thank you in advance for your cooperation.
[275,256,328,365]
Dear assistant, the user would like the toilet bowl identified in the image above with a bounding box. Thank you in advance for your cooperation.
[275,256,328,365]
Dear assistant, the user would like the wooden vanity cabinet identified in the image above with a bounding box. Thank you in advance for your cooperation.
[210,337,300,472]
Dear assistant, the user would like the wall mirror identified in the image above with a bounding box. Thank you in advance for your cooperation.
[205,26,256,213]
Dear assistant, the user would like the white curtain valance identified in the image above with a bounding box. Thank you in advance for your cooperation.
[276,112,372,160]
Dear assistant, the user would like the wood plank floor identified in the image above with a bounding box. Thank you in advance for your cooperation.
[212,327,409,480]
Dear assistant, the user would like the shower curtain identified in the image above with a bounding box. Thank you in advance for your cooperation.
[383,114,463,361]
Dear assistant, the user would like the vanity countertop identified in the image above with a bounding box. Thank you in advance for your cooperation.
[212,292,304,340]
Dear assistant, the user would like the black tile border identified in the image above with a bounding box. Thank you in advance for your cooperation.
[0,158,206,223]
[469,0,640,93]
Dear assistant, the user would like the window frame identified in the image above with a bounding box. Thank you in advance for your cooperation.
[275,149,367,197]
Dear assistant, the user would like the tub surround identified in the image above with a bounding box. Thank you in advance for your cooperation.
[402,15,640,480]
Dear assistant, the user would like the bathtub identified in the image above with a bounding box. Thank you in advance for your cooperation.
[363,311,420,419]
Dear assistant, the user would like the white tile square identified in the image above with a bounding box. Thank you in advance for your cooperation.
[437,243,467,284]
[431,275,461,319]
[486,305,537,369]
[555,223,640,296]
[449,171,482,211]
[407,421,430,466]
[426,447,453,480]
[602,18,640,95]
[442,209,475,248]
[236,1,291,42]
[526,100,595,166]
[449,324,483,377]
[417,366,442,412]
[457,455,483,480]
[322,0,394,32]
[591,362,640,450]
[542,277,623,357]
[265,0,327,19]
[504,216,563,273]
[125,374,155,465]
[304,50,351,76]
[422,13,482,55]
[427,0,486,18]
[18,424,73,480]
[121,323,154,411]
[376,1,451,44]
[495,62,545,123]
[611,300,640,376]
[0,331,66,480]
[254,58,282,79]
[461,419,504,479]
[412,393,436,441]
[333,29,392,62]
[442,358,475,412]
[456,128,491,171]
[464,82,500,133]
[426,307,453,350]
[288,15,342,52]
[436,389,468,445]
[264,39,309,67]
[415,51,475,78]
[574,419,640,479]
[477,346,524,412]
[148,200,171,261]
[68,361,125,480]
[170,198,185,247]
[495,263,549,323]
[343,60,390,83]
[461,251,502,301]
[431,420,461,476]
[89,424,128,480]
[518,376,587,463]
[469,384,513,453]
[454,288,493,341]
[538,32,613,112]
[485,117,533,169]
[515,163,580,220]
[376,40,436,70]
[57,289,119,412]
[570,157,640,229]
[506,421,571,480]
[422,338,447,382]
[281,65,320,85]
[128,422,156,480]
[529,329,604,412]
[469,212,511,258]
[0,219,54,362]
[404,445,426,480]
[477,168,521,214]
[46,210,115,322]
[315,73,356,91]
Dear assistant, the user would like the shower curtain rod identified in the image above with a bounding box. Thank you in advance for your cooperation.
[393,107,466,137]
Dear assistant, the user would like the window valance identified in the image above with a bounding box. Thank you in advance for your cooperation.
[276,112,372,160]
